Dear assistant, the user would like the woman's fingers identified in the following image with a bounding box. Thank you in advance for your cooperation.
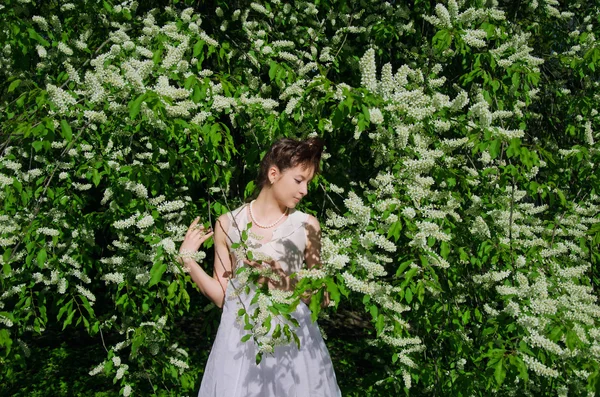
[243,259,264,269]
[188,216,200,228]
[243,259,257,267]
[185,217,200,236]
[198,230,214,243]
[189,227,212,239]
[187,218,212,237]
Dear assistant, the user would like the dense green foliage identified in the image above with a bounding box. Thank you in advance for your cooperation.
[1,0,600,395]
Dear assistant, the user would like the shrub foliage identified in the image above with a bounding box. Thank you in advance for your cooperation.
[1,0,599,395]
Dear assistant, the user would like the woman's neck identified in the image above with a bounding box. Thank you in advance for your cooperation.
[252,190,287,222]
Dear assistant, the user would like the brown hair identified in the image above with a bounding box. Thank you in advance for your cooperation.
[257,137,324,189]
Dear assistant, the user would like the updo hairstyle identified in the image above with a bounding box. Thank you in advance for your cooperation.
[256,137,324,189]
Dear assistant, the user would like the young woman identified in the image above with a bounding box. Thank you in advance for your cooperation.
[179,137,341,397]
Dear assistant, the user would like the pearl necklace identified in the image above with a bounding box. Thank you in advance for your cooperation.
[249,200,288,229]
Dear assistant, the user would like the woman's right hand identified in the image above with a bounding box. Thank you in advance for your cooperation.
[178,217,214,265]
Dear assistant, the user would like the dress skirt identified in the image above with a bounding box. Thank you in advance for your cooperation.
[198,281,341,397]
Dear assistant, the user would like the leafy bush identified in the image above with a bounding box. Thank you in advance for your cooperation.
[1,0,599,395]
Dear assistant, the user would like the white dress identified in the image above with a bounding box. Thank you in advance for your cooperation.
[198,205,341,397]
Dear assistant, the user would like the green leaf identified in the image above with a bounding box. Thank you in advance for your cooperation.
[440,241,450,259]
[369,304,378,320]
[8,79,21,93]
[416,282,425,304]
[57,299,73,321]
[401,268,418,288]
[494,358,506,386]
[269,61,279,80]
[60,120,72,142]
[375,314,384,334]
[309,289,323,322]
[244,181,255,199]
[148,262,167,287]
[325,279,340,304]
[92,169,101,187]
[0,329,13,353]
[37,249,47,268]
[27,28,50,46]
[405,287,413,303]
[512,72,520,88]
[32,141,43,152]
[167,281,178,299]
[489,139,501,158]
[395,260,412,277]
[131,334,144,357]
[566,329,581,350]
[241,334,252,342]
[387,220,402,242]
[511,355,529,383]
[129,93,146,120]
[273,324,281,339]
[193,40,205,57]
[62,309,76,330]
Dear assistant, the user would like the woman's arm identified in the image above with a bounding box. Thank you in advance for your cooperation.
[304,214,330,307]
[180,215,232,308]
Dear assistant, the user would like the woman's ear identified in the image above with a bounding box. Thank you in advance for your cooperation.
[268,165,280,185]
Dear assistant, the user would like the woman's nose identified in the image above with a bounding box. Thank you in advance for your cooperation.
[299,182,308,196]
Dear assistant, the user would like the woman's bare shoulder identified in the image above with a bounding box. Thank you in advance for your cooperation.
[304,213,320,227]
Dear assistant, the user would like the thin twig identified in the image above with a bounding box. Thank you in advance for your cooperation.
[319,183,341,212]
[98,326,109,353]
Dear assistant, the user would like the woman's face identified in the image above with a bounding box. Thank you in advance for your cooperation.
[269,163,314,208]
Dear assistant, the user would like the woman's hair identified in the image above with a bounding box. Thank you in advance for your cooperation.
[257,137,324,189]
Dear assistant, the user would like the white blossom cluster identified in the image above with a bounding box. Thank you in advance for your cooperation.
[424,1,505,30]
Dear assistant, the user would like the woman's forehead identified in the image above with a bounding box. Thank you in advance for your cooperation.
[287,164,315,178]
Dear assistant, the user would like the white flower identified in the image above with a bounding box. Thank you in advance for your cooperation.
[36,45,47,58]
[169,356,189,371]
[250,2,273,18]
[584,121,594,146]
[113,213,139,230]
[38,227,60,236]
[157,200,185,213]
[369,108,384,124]
[470,216,491,239]
[115,364,128,380]
[359,48,377,92]
[402,207,416,219]
[103,272,125,285]
[89,362,105,376]
[462,29,488,48]
[32,16,49,30]
[136,215,154,230]
[57,42,74,56]
[76,285,96,304]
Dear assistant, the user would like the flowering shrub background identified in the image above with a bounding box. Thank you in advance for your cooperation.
[1,0,600,395]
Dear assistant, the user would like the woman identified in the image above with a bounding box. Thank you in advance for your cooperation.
[179,137,341,397]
